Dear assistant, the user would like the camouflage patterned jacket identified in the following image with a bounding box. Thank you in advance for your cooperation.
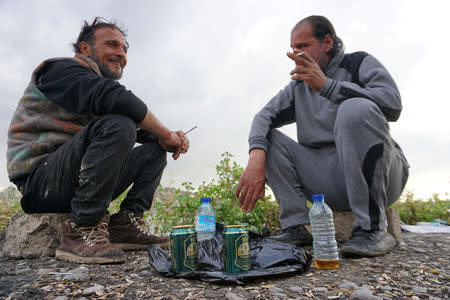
[7,55,102,181]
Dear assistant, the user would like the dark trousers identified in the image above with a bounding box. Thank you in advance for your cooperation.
[19,114,167,226]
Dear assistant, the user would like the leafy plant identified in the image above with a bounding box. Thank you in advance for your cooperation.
[2,155,449,233]
[148,152,280,234]
[0,187,23,231]
[392,191,449,225]
[108,188,129,215]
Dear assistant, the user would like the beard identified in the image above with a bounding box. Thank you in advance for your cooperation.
[317,52,329,70]
[90,48,123,80]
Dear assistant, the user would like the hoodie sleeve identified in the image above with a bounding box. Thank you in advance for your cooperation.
[36,59,148,124]
[136,128,158,143]
[319,54,402,121]
[248,80,297,152]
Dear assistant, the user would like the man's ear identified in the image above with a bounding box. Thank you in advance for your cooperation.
[323,34,333,52]
[79,41,91,57]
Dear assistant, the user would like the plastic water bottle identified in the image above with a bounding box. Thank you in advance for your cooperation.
[195,197,216,241]
[309,194,340,269]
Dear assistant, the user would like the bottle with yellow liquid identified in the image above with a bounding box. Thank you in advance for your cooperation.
[309,194,340,270]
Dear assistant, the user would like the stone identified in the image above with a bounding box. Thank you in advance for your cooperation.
[349,287,383,300]
[289,286,304,293]
[412,286,427,293]
[7,292,19,298]
[312,287,328,293]
[53,296,69,300]
[385,208,402,243]
[339,281,359,289]
[63,273,90,281]
[37,268,54,275]
[398,242,408,251]
[82,284,105,296]
[0,213,70,258]
[411,247,427,254]
[41,285,53,292]
[225,292,245,300]
[140,270,152,276]
[270,287,284,293]
[271,292,287,298]
[15,266,31,275]
[331,211,355,242]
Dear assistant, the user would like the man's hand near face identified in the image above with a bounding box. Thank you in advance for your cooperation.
[287,50,328,92]
[235,149,266,212]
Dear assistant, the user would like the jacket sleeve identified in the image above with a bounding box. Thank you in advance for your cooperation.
[248,80,297,152]
[319,55,402,121]
[36,60,148,123]
[136,128,158,144]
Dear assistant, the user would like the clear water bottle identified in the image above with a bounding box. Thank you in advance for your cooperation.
[195,197,216,241]
[309,194,340,269]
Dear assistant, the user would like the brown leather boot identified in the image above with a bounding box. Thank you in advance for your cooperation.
[55,218,125,264]
[109,211,169,250]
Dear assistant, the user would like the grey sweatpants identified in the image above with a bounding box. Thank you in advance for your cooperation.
[265,98,409,231]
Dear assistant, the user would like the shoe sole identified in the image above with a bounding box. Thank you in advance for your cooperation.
[341,245,395,258]
[111,241,170,251]
[55,250,125,264]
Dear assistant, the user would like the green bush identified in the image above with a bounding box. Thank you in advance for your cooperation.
[393,191,450,225]
[147,152,280,234]
[0,187,23,231]
[2,154,448,232]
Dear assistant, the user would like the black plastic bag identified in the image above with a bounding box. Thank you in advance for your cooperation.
[147,223,312,283]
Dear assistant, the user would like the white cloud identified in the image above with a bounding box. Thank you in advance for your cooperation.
[0,0,448,198]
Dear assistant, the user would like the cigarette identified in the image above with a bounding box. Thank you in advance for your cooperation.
[184,126,197,135]
[296,52,304,56]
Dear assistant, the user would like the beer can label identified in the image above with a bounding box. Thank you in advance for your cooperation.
[235,235,251,270]
[183,234,198,269]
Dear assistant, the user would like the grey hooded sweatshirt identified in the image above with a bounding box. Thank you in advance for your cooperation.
[248,50,402,151]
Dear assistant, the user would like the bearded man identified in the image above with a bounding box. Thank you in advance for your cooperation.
[7,18,189,264]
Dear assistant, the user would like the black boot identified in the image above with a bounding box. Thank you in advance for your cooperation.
[341,227,396,258]
[269,224,313,246]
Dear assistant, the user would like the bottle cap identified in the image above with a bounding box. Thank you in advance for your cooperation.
[312,194,324,202]
[200,197,211,203]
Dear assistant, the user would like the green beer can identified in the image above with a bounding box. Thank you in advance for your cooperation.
[170,225,198,273]
[223,225,251,274]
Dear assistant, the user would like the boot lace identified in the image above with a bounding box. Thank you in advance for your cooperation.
[129,214,152,236]
[75,222,110,247]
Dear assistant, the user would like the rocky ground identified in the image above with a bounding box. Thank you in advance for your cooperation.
[0,232,449,300]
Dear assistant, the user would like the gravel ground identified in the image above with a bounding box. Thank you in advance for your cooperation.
[0,232,449,300]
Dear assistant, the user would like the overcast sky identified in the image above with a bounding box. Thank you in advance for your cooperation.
[0,0,449,199]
